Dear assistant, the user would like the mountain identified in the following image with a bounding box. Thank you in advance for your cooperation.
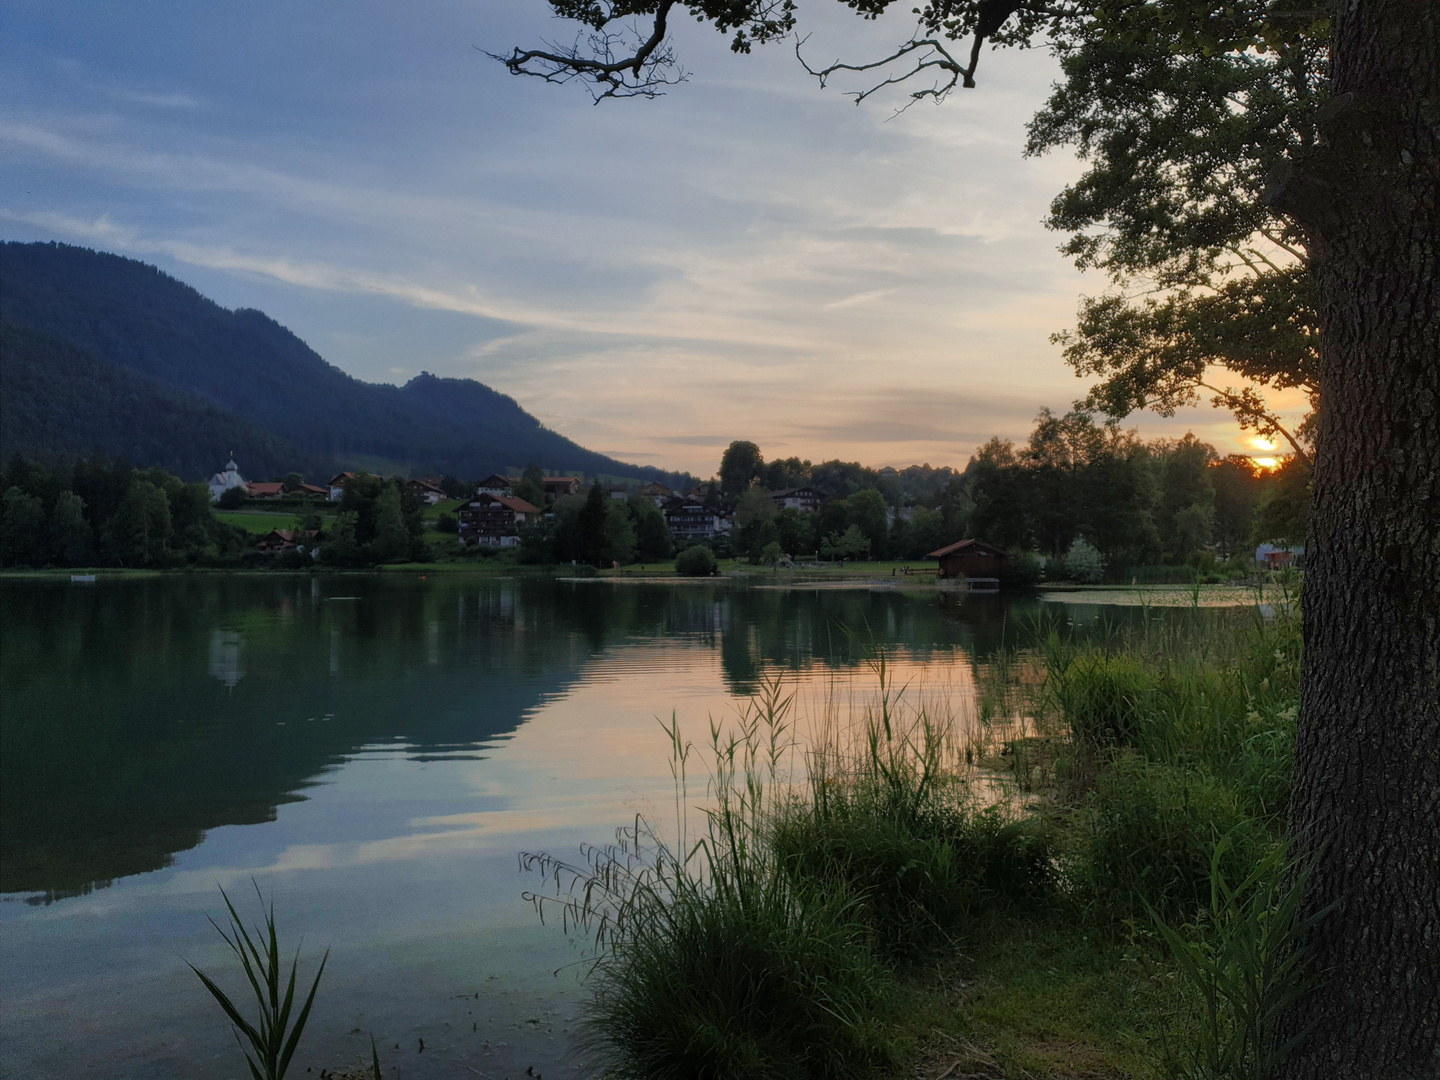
[0,322,321,480]
[0,241,689,486]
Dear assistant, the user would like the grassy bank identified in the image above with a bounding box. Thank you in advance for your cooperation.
[523,596,1306,1078]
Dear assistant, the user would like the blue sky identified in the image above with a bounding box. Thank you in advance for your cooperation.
[0,0,1292,474]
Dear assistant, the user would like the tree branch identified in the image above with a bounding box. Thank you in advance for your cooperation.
[492,1,685,101]
[1199,380,1312,467]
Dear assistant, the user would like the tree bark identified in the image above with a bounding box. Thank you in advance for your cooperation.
[1268,1,1440,1074]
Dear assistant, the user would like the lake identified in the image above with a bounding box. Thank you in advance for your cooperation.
[0,575,1229,1079]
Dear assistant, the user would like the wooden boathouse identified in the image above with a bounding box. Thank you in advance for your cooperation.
[926,539,1009,581]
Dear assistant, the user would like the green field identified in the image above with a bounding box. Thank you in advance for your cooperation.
[215,510,318,534]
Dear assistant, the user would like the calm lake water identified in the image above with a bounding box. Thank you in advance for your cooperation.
[0,575,1220,1079]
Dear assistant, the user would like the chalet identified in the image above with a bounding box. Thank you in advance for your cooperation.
[328,472,357,501]
[245,481,287,500]
[405,478,448,505]
[542,476,582,498]
[208,458,249,502]
[476,474,514,495]
[926,539,1009,580]
[458,493,541,547]
[291,483,329,499]
[256,528,323,555]
[607,486,632,501]
[664,497,727,541]
[637,481,672,506]
[770,486,824,513]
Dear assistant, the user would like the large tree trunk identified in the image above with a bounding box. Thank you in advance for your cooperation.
[1268,1,1440,1075]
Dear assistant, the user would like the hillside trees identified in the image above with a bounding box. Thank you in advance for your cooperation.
[0,455,247,568]
[504,1,1439,1067]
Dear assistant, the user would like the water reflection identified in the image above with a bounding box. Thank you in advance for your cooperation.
[0,577,1031,904]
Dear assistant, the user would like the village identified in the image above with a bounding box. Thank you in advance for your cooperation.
[203,452,1302,577]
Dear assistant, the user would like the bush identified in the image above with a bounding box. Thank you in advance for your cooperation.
[773,801,1053,959]
[435,512,458,534]
[1063,537,1106,583]
[1084,758,1269,917]
[676,545,717,576]
[1053,652,1160,747]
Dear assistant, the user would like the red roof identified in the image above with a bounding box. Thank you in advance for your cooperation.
[247,482,286,496]
[925,539,1009,560]
[493,494,540,514]
[469,493,539,514]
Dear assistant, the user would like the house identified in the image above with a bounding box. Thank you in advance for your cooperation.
[607,486,632,501]
[637,481,672,506]
[926,539,1009,580]
[542,476,582,499]
[208,458,249,502]
[1255,543,1303,569]
[770,486,824,513]
[664,497,727,541]
[405,478,448,505]
[256,528,323,555]
[476,474,514,495]
[327,472,357,501]
[458,493,541,547]
[291,483,329,499]
[245,481,287,500]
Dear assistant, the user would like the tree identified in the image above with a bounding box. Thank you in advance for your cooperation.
[1252,458,1310,550]
[843,489,889,559]
[719,441,765,500]
[369,484,411,563]
[1062,536,1105,583]
[1210,457,1266,559]
[1,487,47,566]
[515,461,546,507]
[820,525,870,562]
[105,479,173,566]
[675,544,717,576]
[505,2,1440,1069]
[217,485,247,510]
[49,491,90,565]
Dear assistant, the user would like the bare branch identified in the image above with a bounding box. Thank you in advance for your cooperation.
[492,0,684,102]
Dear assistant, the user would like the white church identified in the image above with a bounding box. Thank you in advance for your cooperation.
[208,458,249,502]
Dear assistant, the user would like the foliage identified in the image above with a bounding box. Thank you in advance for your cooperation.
[188,883,328,1080]
[0,454,249,568]
[1063,537,1106,584]
[719,441,766,499]
[217,485,248,510]
[522,689,898,1079]
[820,525,870,561]
[1152,843,1329,1080]
[675,544,717,576]
[628,493,675,562]
[1252,459,1309,548]
[1027,18,1324,449]
[320,475,427,566]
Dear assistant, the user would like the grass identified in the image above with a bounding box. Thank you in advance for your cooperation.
[515,585,1312,1079]
[216,510,320,534]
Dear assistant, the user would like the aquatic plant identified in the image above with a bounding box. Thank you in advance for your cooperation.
[188,883,328,1080]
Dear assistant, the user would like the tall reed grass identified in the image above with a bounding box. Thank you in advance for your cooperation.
[521,591,1315,1078]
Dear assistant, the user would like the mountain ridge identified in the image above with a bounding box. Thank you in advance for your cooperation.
[0,241,690,486]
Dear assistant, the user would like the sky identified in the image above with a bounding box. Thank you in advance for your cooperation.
[0,0,1301,476]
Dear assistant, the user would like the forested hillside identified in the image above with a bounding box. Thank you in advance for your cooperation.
[0,323,318,479]
[0,242,687,485]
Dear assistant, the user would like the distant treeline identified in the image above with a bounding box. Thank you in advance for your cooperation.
[713,410,1309,573]
[0,455,251,569]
